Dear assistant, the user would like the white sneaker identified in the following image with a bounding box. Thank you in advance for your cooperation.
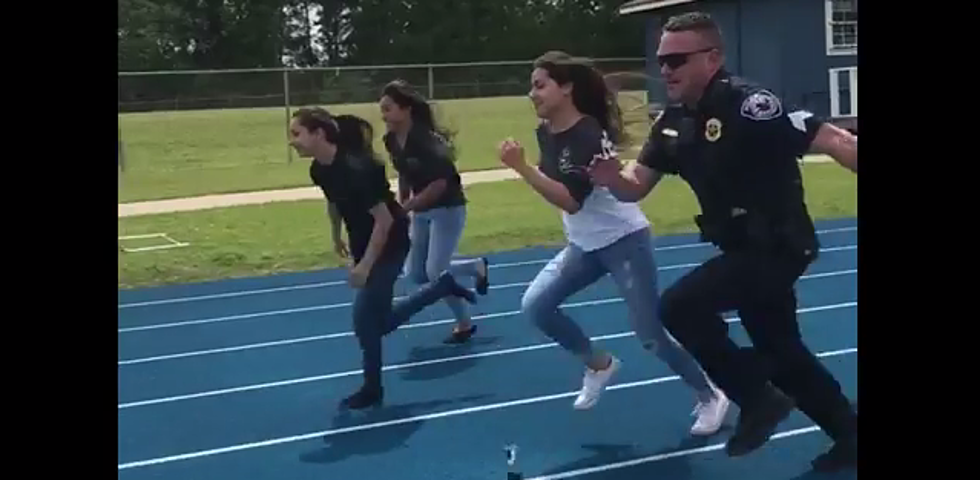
[689,386,730,436]
[573,356,622,410]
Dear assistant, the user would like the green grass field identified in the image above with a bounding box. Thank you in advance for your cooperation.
[118,93,652,203]
[117,162,857,289]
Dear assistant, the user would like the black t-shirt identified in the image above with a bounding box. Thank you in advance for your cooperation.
[383,125,466,211]
[310,152,410,263]
[535,115,615,205]
[637,70,823,252]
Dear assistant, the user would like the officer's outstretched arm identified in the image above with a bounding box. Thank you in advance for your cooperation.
[591,159,662,202]
[808,123,857,173]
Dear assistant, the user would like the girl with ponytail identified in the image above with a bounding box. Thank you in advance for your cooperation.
[289,106,475,409]
[497,51,729,435]
[379,80,489,345]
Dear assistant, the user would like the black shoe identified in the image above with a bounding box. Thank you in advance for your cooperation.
[725,387,795,457]
[443,324,477,344]
[340,385,383,410]
[811,437,857,472]
[441,272,477,304]
[476,257,490,295]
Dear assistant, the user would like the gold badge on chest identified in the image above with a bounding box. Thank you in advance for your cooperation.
[705,118,722,142]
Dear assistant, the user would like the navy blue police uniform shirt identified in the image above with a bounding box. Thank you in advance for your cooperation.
[310,152,410,264]
[535,115,614,206]
[383,124,466,212]
[637,69,824,252]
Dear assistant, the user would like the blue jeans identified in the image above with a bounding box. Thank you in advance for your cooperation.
[520,227,712,394]
[405,205,482,323]
[352,248,465,389]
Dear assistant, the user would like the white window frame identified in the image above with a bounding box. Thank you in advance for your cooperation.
[828,66,857,118]
[825,0,858,56]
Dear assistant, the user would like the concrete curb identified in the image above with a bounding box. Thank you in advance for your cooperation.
[118,168,520,218]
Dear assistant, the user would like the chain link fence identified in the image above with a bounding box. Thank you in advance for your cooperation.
[117,58,662,202]
[118,58,655,113]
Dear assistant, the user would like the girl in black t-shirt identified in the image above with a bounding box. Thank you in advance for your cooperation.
[289,107,476,409]
[497,51,729,435]
[379,80,489,344]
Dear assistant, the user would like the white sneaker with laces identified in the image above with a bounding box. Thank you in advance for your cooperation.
[573,356,622,410]
[689,386,730,436]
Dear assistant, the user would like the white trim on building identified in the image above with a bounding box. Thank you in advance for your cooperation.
[825,0,858,56]
[828,66,857,118]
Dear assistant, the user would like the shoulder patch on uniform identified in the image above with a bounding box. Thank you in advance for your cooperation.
[740,89,782,121]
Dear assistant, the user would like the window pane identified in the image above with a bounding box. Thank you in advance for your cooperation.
[836,69,853,116]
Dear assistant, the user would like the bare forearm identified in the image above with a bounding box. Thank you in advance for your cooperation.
[397,177,410,203]
[835,135,857,172]
[810,124,857,173]
[515,164,580,213]
[403,179,446,211]
[605,171,648,202]
[603,163,660,202]
[327,202,344,239]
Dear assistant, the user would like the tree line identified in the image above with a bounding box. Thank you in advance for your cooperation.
[117,0,648,112]
[118,0,646,71]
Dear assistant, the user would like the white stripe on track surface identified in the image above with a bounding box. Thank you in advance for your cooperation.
[117,226,857,309]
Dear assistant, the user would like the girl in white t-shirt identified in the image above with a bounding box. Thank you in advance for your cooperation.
[498,51,729,436]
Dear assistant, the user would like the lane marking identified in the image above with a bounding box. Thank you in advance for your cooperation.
[525,425,824,480]
[118,268,856,365]
[117,300,856,408]
[118,226,857,308]
[117,244,857,334]
[117,347,856,470]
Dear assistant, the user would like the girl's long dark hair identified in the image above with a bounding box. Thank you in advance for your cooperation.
[533,51,628,147]
[292,107,381,167]
[381,80,458,161]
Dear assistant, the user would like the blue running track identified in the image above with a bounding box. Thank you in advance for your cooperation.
[118,217,858,480]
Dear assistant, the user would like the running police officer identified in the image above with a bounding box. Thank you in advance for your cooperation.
[589,12,858,473]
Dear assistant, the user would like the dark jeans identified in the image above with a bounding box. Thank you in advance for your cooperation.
[659,248,857,441]
[351,248,460,390]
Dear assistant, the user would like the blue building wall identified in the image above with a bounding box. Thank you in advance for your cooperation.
[640,0,856,119]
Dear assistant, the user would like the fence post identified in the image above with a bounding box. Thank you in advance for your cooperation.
[283,69,293,164]
[118,127,125,173]
[428,65,434,99]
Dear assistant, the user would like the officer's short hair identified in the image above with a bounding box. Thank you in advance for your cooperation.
[663,12,724,52]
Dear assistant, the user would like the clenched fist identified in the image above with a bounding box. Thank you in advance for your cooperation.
[499,138,527,171]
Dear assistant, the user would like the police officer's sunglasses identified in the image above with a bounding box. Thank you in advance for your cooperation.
[657,47,718,69]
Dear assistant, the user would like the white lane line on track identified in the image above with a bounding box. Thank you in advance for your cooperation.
[524,425,825,480]
[117,226,857,309]
[117,268,856,366]
[117,300,856,409]
[117,347,857,470]
[117,244,857,334]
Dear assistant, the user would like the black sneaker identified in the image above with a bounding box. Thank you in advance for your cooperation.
[443,324,477,344]
[475,257,490,295]
[811,437,857,472]
[340,385,383,410]
[725,387,795,457]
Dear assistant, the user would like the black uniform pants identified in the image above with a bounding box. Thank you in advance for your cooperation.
[660,248,857,441]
